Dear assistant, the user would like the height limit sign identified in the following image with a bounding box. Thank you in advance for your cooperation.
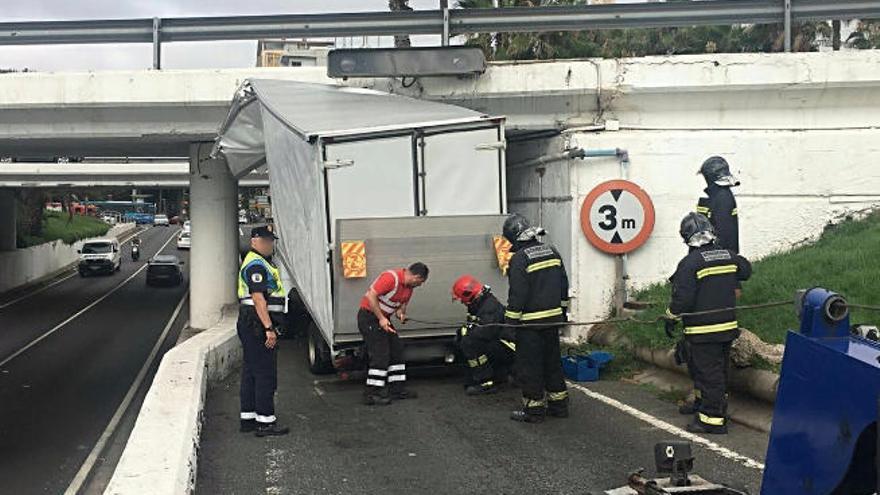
[580,179,655,254]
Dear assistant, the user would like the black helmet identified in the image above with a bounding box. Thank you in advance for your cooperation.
[502,214,544,248]
[680,212,716,247]
[699,156,740,187]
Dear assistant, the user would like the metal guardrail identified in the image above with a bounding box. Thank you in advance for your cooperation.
[1,0,878,69]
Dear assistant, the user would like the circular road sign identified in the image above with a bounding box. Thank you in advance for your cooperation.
[580,179,655,254]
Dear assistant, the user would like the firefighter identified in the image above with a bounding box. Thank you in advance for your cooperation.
[502,214,570,423]
[664,213,752,434]
[696,156,740,254]
[451,275,516,396]
[237,226,289,437]
[358,262,429,406]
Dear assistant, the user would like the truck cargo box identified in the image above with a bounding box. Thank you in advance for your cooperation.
[215,80,507,367]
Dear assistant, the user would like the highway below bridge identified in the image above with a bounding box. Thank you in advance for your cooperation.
[0,225,190,495]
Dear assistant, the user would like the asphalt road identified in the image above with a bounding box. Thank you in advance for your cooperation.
[198,340,770,495]
[0,225,190,494]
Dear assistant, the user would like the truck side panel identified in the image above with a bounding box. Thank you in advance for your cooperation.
[332,215,510,345]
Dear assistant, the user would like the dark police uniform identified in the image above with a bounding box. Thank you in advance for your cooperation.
[505,240,570,419]
[668,243,751,432]
[237,248,286,427]
[696,184,739,253]
[460,289,516,390]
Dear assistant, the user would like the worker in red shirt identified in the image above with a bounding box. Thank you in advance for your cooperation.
[358,262,430,406]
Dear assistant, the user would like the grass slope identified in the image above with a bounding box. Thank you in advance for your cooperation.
[618,211,880,349]
[18,211,111,248]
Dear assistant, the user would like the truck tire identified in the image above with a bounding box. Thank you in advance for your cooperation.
[307,323,334,375]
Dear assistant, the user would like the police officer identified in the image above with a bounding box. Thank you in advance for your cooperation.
[502,214,570,423]
[696,156,740,254]
[451,274,516,396]
[237,226,289,437]
[664,213,751,434]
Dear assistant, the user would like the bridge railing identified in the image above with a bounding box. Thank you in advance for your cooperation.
[1,0,878,69]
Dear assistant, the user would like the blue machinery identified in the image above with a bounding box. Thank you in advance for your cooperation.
[762,288,880,494]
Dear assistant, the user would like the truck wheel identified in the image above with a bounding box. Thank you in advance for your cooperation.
[307,323,334,375]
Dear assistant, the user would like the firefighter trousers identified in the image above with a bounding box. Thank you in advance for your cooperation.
[461,335,515,386]
[687,339,732,427]
[515,326,568,412]
[357,309,407,394]
[238,310,278,424]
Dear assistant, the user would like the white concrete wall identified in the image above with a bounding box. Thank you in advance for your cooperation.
[520,128,880,340]
[494,51,880,340]
[0,222,135,294]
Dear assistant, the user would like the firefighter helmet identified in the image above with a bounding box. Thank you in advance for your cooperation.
[699,156,740,187]
[452,274,484,304]
[680,212,716,247]
[502,213,545,247]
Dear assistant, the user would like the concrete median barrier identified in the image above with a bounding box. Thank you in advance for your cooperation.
[104,311,240,495]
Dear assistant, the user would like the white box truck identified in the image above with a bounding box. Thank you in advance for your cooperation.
[216,80,509,373]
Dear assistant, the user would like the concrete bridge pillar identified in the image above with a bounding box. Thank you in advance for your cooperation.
[0,189,17,251]
[189,143,239,330]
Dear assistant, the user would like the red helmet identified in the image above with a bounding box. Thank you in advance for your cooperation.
[452,274,484,304]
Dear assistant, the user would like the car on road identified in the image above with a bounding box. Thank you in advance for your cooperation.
[146,255,185,286]
[176,231,191,250]
[182,220,191,233]
[78,238,121,276]
[153,214,170,227]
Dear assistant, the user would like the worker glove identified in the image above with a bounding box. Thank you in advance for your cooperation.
[663,318,678,339]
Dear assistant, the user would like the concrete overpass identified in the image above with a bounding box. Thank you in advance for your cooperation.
[2,49,880,330]
[0,162,269,187]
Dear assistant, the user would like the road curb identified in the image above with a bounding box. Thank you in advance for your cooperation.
[104,311,240,495]
[589,324,780,405]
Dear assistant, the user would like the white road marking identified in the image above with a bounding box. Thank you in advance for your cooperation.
[266,448,287,495]
[63,293,189,495]
[0,226,144,311]
[567,382,765,471]
[0,229,178,369]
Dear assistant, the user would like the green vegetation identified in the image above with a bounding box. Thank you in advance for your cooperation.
[618,212,880,349]
[18,211,110,248]
[456,1,879,60]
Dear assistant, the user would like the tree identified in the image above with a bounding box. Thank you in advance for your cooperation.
[457,0,840,60]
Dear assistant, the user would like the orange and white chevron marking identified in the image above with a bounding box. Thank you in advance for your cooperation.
[493,236,513,275]
[341,240,367,279]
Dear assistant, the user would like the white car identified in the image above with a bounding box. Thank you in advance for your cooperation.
[182,220,191,233]
[238,214,248,224]
[176,231,191,250]
[153,214,170,226]
[78,238,121,276]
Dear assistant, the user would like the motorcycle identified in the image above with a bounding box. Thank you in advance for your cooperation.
[131,243,140,261]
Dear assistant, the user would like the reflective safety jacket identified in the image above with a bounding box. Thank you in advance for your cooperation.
[667,244,751,343]
[238,250,286,313]
[696,185,739,253]
[504,240,570,326]
[462,290,516,351]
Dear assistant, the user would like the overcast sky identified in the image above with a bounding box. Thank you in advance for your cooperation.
[0,0,446,71]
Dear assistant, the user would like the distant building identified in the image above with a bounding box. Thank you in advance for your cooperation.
[256,39,334,67]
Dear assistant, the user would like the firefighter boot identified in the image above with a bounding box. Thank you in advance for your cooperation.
[686,421,728,435]
[465,380,499,396]
[240,419,257,433]
[510,400,546,423]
